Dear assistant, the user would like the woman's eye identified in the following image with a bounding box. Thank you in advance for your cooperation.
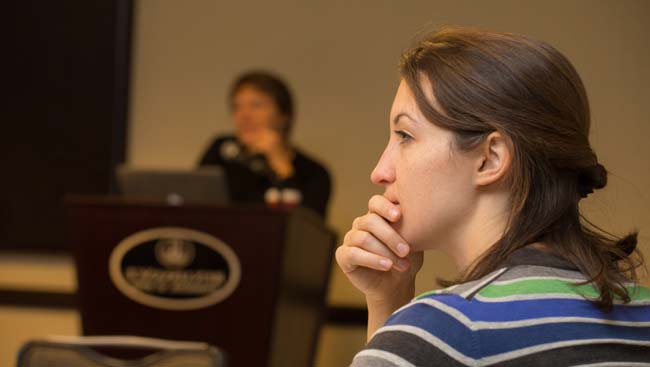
[394,130,413,143]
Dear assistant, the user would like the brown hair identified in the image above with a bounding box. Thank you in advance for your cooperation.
[400,27,643,310]
[229,70,294,138]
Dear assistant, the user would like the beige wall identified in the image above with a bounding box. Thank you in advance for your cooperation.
[129,0,650,301]
[1,1,647,366]
[0,253,79,366]
[98,0,650,365]
[0,306,80,367]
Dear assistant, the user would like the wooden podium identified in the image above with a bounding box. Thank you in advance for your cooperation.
[66,196,336,367]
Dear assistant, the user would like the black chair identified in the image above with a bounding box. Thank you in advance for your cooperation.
[16,335,227,367]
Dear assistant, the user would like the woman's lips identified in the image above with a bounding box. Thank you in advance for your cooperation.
[383,194,399,206]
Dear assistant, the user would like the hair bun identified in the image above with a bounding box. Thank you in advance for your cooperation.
[578,163,607,198]
[610,232,638,261]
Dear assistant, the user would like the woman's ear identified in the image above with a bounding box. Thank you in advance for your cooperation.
[474,131,512,187]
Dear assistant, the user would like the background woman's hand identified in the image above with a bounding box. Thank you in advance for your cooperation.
[242,126,283,156]
[335,195,423,305]
[241,127,294,179]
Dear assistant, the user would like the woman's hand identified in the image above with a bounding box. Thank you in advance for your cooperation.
[243,127,282,156]
[336,195,423,338]
[242,128,294,179]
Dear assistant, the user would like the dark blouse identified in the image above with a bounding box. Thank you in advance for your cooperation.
[199,135,331,217]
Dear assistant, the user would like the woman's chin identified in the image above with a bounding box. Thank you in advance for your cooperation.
[392,221,416,250]
[394,224,433,253]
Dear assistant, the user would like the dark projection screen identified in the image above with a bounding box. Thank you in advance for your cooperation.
[3,1,133,251]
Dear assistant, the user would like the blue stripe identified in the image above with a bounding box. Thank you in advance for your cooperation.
[386,301,650,358]
[387,302,481,358]
[417,294,650,323]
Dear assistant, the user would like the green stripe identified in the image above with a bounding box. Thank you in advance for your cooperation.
[416,289,443,300]
[629,286,650,300]
[479,279,650,301]
[415,279,650,301]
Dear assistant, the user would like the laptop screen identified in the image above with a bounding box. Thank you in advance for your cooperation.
[116,165,229,205]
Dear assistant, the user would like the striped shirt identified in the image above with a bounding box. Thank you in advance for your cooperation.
[351,249,650,366]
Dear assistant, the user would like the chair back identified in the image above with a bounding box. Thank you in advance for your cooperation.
[16,335,227,367]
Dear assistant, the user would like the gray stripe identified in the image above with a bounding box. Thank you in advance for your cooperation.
[494,265,586,282]
[480,339,650,365]
[375,325,476,365]
[572,363,650,367]
[375,326,650,367]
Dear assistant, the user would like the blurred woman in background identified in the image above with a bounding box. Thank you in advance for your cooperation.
[199,71,331,217]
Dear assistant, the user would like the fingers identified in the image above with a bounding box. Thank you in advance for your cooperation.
[336,243,411,273]
[368,195,400,222]
[337,218,411,275]
[346,230,404,264]
[244,128,282,154]
[352,212,410,258]
[336,195,412,276]
[336,245,392,273]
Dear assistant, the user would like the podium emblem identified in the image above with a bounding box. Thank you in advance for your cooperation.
[155,238,196,270]
[109,227,242,310]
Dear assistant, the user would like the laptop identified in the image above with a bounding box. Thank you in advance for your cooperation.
[116,165,229,205]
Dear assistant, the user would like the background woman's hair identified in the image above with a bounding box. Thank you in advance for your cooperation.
[400,26,643,311]
[229,70,295,138]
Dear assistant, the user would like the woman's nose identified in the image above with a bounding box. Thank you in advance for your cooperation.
[370,146,395,186]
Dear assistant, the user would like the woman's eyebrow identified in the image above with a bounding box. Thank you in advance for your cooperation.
[393,112,416,126]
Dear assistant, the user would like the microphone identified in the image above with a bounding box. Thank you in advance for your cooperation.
[220,139,274,179]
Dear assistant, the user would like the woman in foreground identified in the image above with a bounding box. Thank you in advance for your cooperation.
[336,27,649,366]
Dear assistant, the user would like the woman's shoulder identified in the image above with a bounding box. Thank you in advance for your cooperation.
[199,135,238,166]
[292,147,331,178]
[357,265,650,366]
[357,290,482,367]
[355,270,512,366]
[208,134,237,147]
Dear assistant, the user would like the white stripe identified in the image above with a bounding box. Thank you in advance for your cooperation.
[446,284,460,291]
[413,283,461,301]
[375,325,477,365]
[353,349,417,367]
[391,301,417,317]
[412,298,474,328]
[477,315,650,328]
[474,292,650,305]
[388,296,466,325]
[474,293,586,302]
[490,275,587,286]
[374,326,650,366]
[491,275,639,288]
[460,267,509,298]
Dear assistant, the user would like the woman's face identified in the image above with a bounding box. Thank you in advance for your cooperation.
[371,80,478,252]
[231,85,286,146]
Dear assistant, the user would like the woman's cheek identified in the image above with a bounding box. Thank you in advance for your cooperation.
[391,213,419,250]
